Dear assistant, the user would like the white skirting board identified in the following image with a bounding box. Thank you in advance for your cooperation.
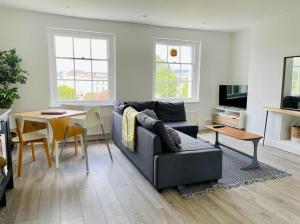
[265,139,300,155]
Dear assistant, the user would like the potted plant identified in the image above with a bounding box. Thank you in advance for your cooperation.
[0,49,29,109]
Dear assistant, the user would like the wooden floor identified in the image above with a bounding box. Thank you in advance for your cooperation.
[1,131,300,224]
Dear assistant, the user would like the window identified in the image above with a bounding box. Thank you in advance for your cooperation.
[154,38,200,101]
[48,28,115,105]
[291,57,300,95]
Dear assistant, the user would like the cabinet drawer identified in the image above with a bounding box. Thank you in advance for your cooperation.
[213,114,240,129]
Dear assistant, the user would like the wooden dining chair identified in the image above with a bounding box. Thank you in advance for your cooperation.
[59,104,85,155]
[22,120,48,158]
[49,117,84,158]
[13,118,52,177]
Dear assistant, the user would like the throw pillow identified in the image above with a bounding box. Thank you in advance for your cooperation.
[124,101,155,112]
[165,126,181,145]
[136,113,179,152]
[155,101,186,122]
[114,101,127,114]
[141,109,158,120]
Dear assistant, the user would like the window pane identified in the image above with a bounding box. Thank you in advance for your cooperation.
[169,64,180,81]
[92,81,109,100]
[91,39,107,59]
[168,81,179,98]
[56,59,74,80]
[155,44,167,62]
[156,82,168,98]
[75,81,92,100]
[168,45,179,63]
[75,60,91,80]
[180,82,192,98]
[92,61,108,80]
[156,63,169,81]
[55,36,73,57]
[57,80,75,100]
[181,64,193,81]
[180,46,192,63]
[74,38,90,58]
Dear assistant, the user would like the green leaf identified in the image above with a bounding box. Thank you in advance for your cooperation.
[0,48,29,108]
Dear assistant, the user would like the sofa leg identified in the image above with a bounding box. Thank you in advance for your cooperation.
[156,188,163,193]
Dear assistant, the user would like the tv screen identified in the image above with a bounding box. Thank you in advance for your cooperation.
[219,85,248,109]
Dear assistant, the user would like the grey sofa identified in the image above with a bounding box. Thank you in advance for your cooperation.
[112,101,222,190]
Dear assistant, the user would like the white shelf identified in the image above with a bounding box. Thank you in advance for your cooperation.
[212,106,246,129]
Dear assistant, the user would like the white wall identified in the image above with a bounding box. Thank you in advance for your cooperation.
[0,7,231,127]
[229,30,250,84]
[230,13,300,146]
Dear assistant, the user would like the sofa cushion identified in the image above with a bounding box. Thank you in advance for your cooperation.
[165,126,181,145]
[155,101,186,122]
[124,101,155,112]
[165,121,198,138]
[114,101,127,115]
[136,113,179,152]
[141,109,158,120]
[176,131,214,152]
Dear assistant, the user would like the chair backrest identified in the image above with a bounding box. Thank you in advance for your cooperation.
[49,117,70,141]
[15,118,24,143]
[84,106,103,129]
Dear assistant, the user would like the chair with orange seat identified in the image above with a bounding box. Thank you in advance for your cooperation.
[49,117,84,160]
[13,118,52,177]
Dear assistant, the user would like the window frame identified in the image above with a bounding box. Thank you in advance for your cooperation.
[48,27,116,106]
[153,38,201,102]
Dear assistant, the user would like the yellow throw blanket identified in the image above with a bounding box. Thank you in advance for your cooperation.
[122,107,139,151]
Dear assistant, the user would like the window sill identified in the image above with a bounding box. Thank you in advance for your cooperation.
[50,100,115,108]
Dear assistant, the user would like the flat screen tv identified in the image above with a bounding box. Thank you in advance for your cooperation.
[219,85,248,109]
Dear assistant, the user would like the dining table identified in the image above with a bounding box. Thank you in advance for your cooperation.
[13,108,87,168]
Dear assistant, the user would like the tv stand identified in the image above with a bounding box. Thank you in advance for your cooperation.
[212,106,246,129]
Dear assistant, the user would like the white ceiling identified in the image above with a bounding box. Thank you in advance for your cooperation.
[1,0,300,31]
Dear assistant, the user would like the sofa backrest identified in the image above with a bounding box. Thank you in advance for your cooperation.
[124,101,156,112]
[114,100,186,122]
[155,101,186,122]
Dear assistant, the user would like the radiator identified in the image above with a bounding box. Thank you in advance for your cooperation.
[185,110,199,125]
[87,115,112,138]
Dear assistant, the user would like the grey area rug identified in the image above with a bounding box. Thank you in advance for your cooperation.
[178,143,290,198]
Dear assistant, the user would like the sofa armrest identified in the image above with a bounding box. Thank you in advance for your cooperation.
[112,111,163,184]
[154,149,222,189]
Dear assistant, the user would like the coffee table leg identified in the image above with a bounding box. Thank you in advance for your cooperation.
[241,139,260,170]
[214,132,220,149]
